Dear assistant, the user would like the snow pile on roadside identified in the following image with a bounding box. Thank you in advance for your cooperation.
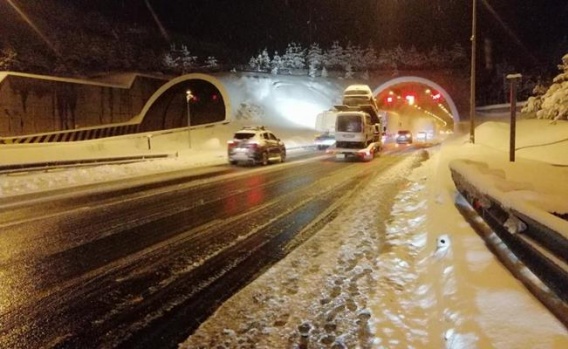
[0,150,227,198]
[180,153,433,348]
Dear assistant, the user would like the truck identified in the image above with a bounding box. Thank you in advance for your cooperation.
[313,110,338,150]
[328,85,384,161]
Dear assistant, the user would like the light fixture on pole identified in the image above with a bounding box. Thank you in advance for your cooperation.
[469,0,477,144]
[186,89,193,148]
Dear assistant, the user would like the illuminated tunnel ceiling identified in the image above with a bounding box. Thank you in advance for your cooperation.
[375,82,455,128]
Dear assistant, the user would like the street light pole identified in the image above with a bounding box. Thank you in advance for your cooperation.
[506,73,522,162]
[186,89,193,148]
[469,0,477,144]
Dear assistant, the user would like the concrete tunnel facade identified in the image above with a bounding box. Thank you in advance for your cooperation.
[135,73,462,133]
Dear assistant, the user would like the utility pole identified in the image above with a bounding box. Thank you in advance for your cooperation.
[186,89,193,149]
[507,74,522,162]
[469,0,477,144]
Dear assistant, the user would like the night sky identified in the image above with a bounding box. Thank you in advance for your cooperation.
[101,0,567,69]
[6,0,568,70]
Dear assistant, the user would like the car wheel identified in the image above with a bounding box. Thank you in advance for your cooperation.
[260,152,268,166]
[280,151,286,163]
[229,160,238,165]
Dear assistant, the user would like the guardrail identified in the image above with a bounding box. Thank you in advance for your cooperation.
[451,168,568,326]
[0,153,175,175]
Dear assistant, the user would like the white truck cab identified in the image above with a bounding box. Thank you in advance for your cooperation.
[335,111,375,149]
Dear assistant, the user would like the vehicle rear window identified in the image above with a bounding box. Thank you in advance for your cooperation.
[234,132,255,140]
[337,115,362,132]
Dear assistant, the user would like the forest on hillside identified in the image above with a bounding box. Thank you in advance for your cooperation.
[0,0,564,105]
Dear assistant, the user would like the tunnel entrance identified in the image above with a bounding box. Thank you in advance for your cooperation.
[373,77,458,141]
[138,75,228,133]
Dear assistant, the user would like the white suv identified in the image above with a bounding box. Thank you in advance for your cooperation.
[227,126,286,166]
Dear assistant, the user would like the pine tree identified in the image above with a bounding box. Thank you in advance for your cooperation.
[378,48,398,70]
[522,53,568,120]
[281,43,295,72]
[392,46,404,68]
[0,47,18,71]
[248,56,259,71]
[344,63,354,79]
[343,42,364,71]
[323,41,344,71]
[180,45,197,73]
[449,43,466,67]
[291,42,306,70]
[306,43,323,71]
[282,42,306,71]
[427,46,444,68]
[205,56,219,70]
[162,52,178,72]
[363,43,378,71]
[405,46,427,69]
[271,50,283,74]
[260,48,271,71]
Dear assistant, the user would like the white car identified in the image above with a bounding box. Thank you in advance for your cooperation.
[314,132,336,150]
[227,126,286,166]
[342,84,375,107]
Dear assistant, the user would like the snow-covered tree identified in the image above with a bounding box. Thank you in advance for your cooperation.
[448,43,467,67]
[342,42,365,71]
[522,53,568,120]
[344,63,354,79]
[362,44,378,71]
[378,48,399,70]
[352,45,366,71]
[403,45,427,68]
[427,46,445,68]
[271,50,283,74]
[248,55,260,71]
[343,42,355,70]
[0,47,18,71]
[306,43,323,77]
[204,56,219,70]
[162,52,178,71]
[308,63,317,78]
[260,48,271,71]
[179,45,197,73]
[321,66,328,78]
[160,43,199,74]
[281,42,305,71]
[323,41,344,70]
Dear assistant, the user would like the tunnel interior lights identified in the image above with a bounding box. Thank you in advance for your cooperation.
[413,104,448,127]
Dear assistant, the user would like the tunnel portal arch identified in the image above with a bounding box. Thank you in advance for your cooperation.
[373,76,461,123]
[134,73,232,132]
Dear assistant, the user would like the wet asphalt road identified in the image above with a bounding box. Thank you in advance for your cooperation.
[0,148,416,349]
